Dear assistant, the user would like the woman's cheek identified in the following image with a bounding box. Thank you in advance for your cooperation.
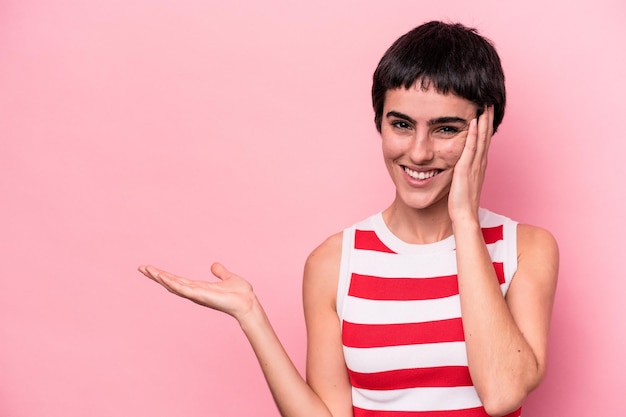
[381,138,402,160]
[439,140,465,165]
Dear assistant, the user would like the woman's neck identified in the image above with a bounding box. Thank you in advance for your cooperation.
[382,196,454,245]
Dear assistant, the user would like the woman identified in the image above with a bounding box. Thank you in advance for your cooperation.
[139,21,558,417]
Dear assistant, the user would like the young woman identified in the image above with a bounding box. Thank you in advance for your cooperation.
[139,21,558,417]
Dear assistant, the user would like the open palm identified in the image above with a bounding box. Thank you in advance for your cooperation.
[138,263,256,321]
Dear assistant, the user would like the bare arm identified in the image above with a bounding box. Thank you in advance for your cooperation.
[453,222,558,415]
[138,238,353,417]
[448,108,559,415]
[303,233,353,417]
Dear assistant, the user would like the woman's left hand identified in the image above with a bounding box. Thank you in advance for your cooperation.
[448,106,494,224]
[138,263,258,322]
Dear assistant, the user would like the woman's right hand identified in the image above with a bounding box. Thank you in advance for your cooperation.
[138,263,256,322]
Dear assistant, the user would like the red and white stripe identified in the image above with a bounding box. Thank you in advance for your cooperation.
[337,209,520,417]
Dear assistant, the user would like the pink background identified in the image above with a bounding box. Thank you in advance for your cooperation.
[2,0,625,416]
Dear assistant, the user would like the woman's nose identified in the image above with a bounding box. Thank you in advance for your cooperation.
[408,132,435,164]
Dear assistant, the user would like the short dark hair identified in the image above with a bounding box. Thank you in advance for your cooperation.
[372,21,506,133]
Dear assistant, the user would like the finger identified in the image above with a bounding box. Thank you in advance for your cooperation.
[144,266,202,297]
[485,105,494,155]
[156,268,196,286]
[475,106,493,165]
[140,265,187,289]
[156,273,196,297]
[144,265,173,289]
[464,117,479,163]
[138,264,160,281]
[145,265,163,280]
[210,262,234,281]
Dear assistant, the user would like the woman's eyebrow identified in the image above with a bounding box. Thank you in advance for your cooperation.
[428,116,468,126]
[386,111,469,127]
[386,111,415,125]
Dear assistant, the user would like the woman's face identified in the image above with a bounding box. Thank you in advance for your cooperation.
[380,84,479,211]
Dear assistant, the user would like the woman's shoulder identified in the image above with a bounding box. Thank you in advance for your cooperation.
[480,207,558,259]
[304,211,381,268]
[305,231,343,275]
[517,223,559,259]
[510,223,559,299]
[303,231,344,310]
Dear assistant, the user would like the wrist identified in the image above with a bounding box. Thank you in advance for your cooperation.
[451,213,481,232]
[237,295,268,333]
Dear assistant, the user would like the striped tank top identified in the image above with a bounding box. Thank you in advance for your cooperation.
[337,208,521,417]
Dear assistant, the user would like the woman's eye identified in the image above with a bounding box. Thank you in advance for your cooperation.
[436,126,460,135]
[391,120,411,130]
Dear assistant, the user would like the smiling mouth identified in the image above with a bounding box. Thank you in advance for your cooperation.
[403,166,440,180]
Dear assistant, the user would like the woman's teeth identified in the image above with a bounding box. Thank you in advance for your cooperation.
[404,167,438,180]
